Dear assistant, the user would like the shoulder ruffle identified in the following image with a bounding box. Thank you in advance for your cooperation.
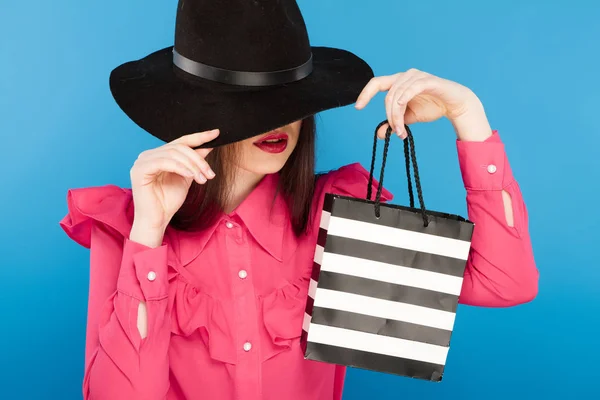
[59,185,135,248]
[317,162,394,203]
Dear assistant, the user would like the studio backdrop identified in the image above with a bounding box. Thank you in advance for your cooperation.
[1,1,599,399]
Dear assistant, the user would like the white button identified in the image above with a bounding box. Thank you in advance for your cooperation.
[225,222,234,229]
[243,342,252,352]
[238,270,248,279]
[147,271,157,281]
[487,164,497,174]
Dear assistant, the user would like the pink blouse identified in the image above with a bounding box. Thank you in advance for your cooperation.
[59,131,538,400]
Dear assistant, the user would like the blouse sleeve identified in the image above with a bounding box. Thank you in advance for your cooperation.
[59,185,171,400]
[454,130,539,306]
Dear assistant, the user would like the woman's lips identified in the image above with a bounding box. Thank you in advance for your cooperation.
[253,132,289,154]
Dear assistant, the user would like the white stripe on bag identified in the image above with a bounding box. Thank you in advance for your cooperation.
[327,216,471,260]
[308,278,318,299]
[320,211,331,230]
[302,312,312,332]
[306,324,450,365]
[313,288,456,331]
[320,252,464,295]
[314,245,324,265]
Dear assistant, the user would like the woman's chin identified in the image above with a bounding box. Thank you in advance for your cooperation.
[247,154,291,175]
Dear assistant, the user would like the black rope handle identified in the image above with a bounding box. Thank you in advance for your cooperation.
[367,120,429,227]
[366,120,388,201]
[404,130,415,208]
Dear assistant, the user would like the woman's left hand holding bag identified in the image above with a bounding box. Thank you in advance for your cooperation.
[354,68,493,142]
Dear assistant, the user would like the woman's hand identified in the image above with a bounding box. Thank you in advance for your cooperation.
[129,129,220,240]
[355,68,492,142]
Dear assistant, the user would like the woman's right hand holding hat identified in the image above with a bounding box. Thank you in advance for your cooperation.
[128,129,220,247]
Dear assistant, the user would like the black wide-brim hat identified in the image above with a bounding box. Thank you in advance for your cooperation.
[109,0,374,149]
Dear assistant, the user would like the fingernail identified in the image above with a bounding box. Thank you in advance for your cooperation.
[207,169,215,178]
[185,170,195,177]
[197,174,207,183]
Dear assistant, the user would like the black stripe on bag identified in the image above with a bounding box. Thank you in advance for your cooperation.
[317,228,328,248]
[311,262,322,282]
[317,271,459,313]
[304,342,444,381]
[305,295,315,316]
[324,235,467,277]
[300,330,308,353]
[310,307,452,347]
[323,194,334,213]
[329,196,474,241]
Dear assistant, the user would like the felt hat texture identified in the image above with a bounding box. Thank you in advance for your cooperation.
[109,0,375,148]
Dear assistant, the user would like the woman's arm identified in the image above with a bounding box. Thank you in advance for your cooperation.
[82,222,171,399]
[450,99,538,306]
[455,129,538,306]
[355,68,539,307]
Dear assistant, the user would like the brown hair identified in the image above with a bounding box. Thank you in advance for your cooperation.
[170,115,316,236]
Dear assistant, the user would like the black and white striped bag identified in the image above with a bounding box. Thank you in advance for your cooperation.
[301,121,475,382]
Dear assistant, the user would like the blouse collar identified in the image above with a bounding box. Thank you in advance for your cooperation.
[172,172,289,266]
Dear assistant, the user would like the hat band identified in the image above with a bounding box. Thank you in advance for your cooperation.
[172,49,313,87]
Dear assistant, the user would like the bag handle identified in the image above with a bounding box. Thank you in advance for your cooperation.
[367,119,429,227]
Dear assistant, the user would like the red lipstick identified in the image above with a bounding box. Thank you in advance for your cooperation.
[253,131,289,154]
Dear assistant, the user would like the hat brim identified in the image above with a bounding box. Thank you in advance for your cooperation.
[109,46,374,148]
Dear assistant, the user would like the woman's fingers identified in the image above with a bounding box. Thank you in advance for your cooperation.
[138,129,220,184]
[170,143,216,180]
[361,70,424,139]
[355,75,397,110]
[396,77,434,107]
[385,70,421,137]
[394,77,438,137]
[376,122,393,139]
[136,157,197,181]
[174,130,217,178]
[173,128,220,147]
[195,147,214,159]
[141,145,209,184]
[392,79,423,133]
[162,148,208,183]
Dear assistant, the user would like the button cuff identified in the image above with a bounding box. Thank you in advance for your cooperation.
[131,241,169,301]
[456,139,512,190]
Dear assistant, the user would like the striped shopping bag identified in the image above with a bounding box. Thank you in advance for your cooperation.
[301,121,474,382]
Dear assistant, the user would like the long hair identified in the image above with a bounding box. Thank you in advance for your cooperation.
[170,115,316,236]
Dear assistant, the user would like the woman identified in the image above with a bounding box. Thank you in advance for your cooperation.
[59,1,538,399]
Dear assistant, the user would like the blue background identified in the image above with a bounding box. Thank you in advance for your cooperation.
[1,0,599,399]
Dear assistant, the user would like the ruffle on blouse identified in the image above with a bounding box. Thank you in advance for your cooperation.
[259,273,310,362]
[169,271,311,364]
[59,163,392,365]
[169,276,238,364]
[59,185,136,249]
